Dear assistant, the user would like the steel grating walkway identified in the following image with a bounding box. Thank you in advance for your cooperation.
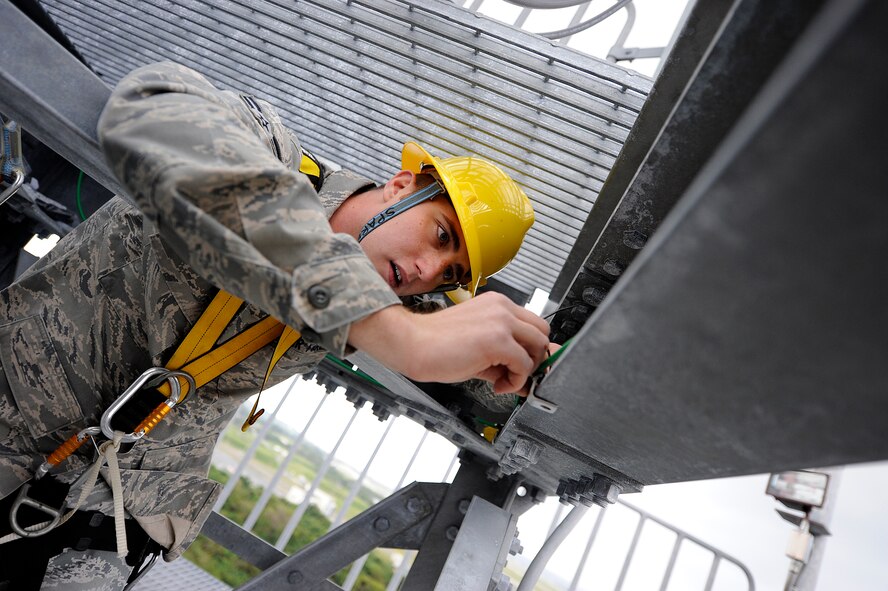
[37,0,652,298]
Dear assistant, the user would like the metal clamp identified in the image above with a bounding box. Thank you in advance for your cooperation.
[8,482,63,538]
[99,367,195,443]
[524,378,558,413]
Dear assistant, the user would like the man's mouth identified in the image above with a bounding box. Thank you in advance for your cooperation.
[390,262,403,288]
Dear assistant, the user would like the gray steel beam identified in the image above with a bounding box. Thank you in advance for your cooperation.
[547,0,736,306]
[235,482,447,590]
[510,0,888,485]
[0,0,124,196]
[548,0,824,322]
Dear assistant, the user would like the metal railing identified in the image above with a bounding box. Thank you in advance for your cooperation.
[203,374,754,590]
[460,0,685,72]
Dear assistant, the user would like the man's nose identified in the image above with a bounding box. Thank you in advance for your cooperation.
[417,252,448,282]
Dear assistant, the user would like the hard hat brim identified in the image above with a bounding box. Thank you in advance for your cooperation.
[402,142,484,296]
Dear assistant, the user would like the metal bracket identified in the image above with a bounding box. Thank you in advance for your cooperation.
[524,379,558,413]
[433,497,517,591]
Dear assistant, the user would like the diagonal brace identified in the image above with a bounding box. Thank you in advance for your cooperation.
[234,482,447,591]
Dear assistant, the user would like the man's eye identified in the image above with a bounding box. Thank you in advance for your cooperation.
[437,225,449,245]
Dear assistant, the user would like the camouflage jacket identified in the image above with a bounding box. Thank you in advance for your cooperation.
[0,61,400,560]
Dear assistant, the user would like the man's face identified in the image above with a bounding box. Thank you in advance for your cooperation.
[360,177,472,297]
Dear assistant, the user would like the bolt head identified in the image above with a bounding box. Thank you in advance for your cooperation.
[287,570,304,584]
[374,517,390,532]
[445,525,459,541]
[591,477,622,504]
[406,496,424,514]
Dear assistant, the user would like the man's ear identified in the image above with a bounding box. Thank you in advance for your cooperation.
[383,170,416,203]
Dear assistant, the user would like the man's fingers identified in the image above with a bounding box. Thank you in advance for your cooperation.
[516,305,551,336]
[493,369,525,394]
[507,317,550,370]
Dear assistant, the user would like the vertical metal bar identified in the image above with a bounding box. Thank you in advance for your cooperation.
[328,418,396,530]
[342,430,430,591]
[567,506,606,591]
[659,534,684,591]
[614,515,645,591]
[275,405,362,550]
[607,2,637,63]
[546,503,566,538]
[242,393,328,530]
[385,551,416,591]
[793,468,843,591]
[214,378,298,511]
[467,0,484,11]
[704,554,721,591]
[514,8,532,28]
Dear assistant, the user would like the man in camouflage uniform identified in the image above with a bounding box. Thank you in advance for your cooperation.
[0,61,548,589]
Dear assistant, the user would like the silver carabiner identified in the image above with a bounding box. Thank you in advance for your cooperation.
[99,368,195,444]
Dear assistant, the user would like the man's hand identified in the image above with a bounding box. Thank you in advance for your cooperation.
[348,292,550,393]
[513,342,562,397]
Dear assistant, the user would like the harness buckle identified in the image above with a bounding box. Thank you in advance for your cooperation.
[100,367,195,444]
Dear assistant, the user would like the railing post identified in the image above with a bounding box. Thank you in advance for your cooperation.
[341,429,430,591]
[567,505,605,591]
[275,405,362,550]
[614,514,645,591]
[329,418,395,530]
[215,380,297,511]
[659,533,684,591]
[242,393,328,531]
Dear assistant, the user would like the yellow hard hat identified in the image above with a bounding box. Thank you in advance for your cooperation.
[401,142,534,298]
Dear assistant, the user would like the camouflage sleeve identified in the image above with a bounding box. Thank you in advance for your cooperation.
[460,378,521,413]
[97,61,401,355]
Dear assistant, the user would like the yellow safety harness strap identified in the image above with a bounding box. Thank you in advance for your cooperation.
[156,291,301,431]
[241,325,302,431]
[165,290,244,371]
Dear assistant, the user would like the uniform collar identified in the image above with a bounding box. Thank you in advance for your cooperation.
[319,169,377,220]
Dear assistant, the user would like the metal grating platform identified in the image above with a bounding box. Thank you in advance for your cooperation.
[37,0,652,298]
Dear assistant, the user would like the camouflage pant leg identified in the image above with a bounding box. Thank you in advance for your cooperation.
[40,549,130,591]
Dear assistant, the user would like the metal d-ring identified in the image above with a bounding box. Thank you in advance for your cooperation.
[8,482,63,538]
